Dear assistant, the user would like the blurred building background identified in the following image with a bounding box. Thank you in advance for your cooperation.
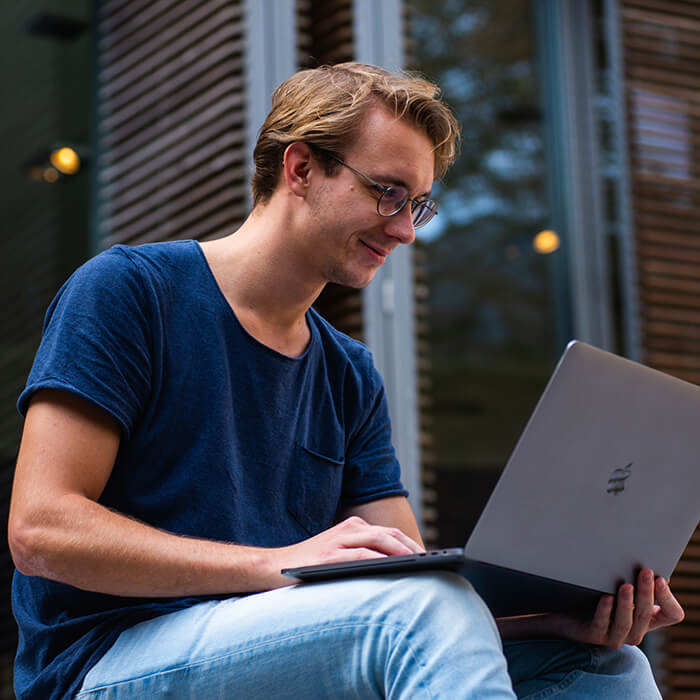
[1,0,699,697]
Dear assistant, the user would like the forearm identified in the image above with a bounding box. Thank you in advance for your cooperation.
[10,495,425,599]
[10,493,286,597]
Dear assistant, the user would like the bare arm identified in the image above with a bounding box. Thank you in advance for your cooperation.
[8,390,423,598]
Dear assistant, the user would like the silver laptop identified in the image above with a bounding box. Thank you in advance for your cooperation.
[283,341,700,616]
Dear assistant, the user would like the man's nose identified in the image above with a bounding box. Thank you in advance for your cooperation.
[383,206,416,246]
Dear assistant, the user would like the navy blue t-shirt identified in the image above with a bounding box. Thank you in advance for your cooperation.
[13,240,407,699]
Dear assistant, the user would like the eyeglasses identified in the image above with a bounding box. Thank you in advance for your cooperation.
[326,153,438,229]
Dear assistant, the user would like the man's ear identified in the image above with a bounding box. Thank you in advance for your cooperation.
[283,142,315,198]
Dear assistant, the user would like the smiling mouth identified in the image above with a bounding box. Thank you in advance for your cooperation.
[361,241,390,259]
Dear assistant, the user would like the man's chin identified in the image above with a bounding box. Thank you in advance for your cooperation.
[327,267,378,290]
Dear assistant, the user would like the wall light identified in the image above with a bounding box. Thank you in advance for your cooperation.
[50,147,81,175]
[533,230,560,255]
[23,144,89,183]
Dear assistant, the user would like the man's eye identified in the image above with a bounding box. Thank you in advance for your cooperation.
[382,187,406,205]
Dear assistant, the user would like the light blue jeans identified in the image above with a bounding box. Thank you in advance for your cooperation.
[76,573,660,699]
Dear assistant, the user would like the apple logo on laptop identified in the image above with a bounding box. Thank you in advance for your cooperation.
[607,462,632,495]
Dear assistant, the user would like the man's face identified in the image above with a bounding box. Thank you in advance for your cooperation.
[307,106,435,289]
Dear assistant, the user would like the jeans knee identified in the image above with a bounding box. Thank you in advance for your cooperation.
[611,644,653,674]
[383,572,500,643]
[598,644,661,699]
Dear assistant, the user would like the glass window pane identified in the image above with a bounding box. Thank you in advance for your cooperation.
[408,0,566,545]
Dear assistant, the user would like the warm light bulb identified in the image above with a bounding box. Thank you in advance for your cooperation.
[50,147,80,175]
[533,230,560,255]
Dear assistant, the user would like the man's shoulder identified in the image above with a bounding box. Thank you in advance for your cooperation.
[308,307,373,366]
[44,240,204,335]
[104,239,199,273]
[70,240,198,284]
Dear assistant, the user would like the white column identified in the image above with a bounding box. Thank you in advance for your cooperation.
[354,0,423,525]
[244,0,297,207]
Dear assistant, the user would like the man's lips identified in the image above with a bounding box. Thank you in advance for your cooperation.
[360,240,392,259]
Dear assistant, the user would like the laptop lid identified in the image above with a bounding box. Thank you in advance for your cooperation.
[464,340,700,595]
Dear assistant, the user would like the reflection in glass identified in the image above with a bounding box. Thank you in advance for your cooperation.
[408,0,563,544]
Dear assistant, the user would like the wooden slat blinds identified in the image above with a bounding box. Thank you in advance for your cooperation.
[414,241,439,540]
[94,0,249,248]
[621,0,700,695]
[297,0,354,70]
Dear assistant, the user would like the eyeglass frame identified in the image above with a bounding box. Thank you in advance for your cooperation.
[312,148,438,229]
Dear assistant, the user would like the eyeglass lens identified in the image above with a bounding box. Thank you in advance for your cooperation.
[412,200,437,228]
[378,187,437,229]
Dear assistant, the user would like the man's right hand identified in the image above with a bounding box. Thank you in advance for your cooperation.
[267,516,424,588]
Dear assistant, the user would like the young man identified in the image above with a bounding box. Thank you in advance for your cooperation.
[9,63,682,699]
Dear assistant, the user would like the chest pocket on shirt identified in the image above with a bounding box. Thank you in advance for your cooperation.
[288,441,345,536]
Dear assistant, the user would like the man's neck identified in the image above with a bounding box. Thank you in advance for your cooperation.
[200,203,324,357]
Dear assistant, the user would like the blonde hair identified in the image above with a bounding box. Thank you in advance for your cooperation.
[251,62,460,205]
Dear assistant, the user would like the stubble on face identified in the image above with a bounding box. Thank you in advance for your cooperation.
[303,179,380,290]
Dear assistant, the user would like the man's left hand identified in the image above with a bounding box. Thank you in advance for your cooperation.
[497,569,685,647]
[548,568,684,648]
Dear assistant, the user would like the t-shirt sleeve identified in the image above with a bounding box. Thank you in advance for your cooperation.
[18,247,153,438]
[341,365,408,505]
